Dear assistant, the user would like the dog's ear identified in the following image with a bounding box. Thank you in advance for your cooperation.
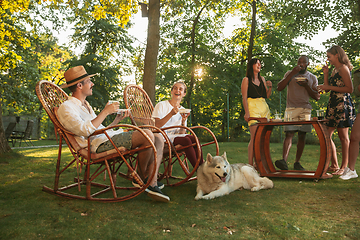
[222,152,227,160]
[206,153,213,163]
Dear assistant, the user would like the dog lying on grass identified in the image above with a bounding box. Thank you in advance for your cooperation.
[195,152,274,200]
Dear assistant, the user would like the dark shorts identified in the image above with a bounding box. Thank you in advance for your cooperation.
[96,131,133,153]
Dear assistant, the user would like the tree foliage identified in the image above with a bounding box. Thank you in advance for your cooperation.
[0,0,31,71]
[324,0,360,67]
[1,0,360,151]
[0,0,73,152]
[60,4,135,121]
[0,0,138,153]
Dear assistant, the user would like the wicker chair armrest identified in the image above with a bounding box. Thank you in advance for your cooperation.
[89,124,157,153]
[90,124,145,136]
[138,125,172,158]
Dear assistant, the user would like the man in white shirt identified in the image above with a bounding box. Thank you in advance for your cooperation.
[57,66,169,202]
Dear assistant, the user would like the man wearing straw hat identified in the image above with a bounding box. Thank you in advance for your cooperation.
[57,65,169,202]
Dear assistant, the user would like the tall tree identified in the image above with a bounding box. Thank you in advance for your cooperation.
[155,0,335,139]
[143,0,160,104]
[64,11,134,115]
[0,0,137,153]
[1,33,73,139]
[247,0,257,61]
[0,0,33,153]
[185,3,208,109]
[156,0,237,135]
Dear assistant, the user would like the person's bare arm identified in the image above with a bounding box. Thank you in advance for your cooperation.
[318,66,353,93]
[241,77,250,122]
[154,107,179,128]
[298,80,320,101]
[178,113,190,134]
[108,110,131,127]
[264,78,272,98]
[277,66,301,91]
[91,102,118,128]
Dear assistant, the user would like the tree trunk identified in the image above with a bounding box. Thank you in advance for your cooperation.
[143,0,160,105]
[184,4,207,110]
[0,98,12,154]
[247,0,257,61]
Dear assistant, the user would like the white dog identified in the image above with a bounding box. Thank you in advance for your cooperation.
[195,152,274,200]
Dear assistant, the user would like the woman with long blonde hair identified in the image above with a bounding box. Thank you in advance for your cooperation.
[318,45,356,175]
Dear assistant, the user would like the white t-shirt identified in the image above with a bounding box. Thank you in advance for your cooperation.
[152,100,187,142]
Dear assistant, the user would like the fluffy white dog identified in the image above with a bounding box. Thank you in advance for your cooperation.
[195,152,274,200]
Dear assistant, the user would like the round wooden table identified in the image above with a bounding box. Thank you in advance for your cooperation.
[253,119,333,179]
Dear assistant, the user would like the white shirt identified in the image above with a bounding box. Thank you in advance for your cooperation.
[152,100,187,142]
[57,96,123,152]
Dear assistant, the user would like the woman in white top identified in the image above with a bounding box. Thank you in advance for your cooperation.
[152,82,203,167]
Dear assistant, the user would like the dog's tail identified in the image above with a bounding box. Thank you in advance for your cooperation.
[260,177,274,189]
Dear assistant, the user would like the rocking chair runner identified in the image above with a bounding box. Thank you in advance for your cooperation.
[124,84,219,187]
[36,80,158,202]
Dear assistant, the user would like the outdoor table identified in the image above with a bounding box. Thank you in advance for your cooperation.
[253,119,333,180]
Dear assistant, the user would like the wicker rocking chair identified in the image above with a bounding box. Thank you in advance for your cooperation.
[36,80,158,202]
[124,84,219,187]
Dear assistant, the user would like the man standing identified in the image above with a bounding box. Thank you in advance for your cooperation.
[275,55,320,170]
[57,66,169,202]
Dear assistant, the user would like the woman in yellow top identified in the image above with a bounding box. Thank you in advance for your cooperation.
[241,58,272,166]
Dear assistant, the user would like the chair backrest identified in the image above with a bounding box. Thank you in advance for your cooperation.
[124,85,155,126]
[5,122,16,139]
[35,80,69,128]
[36,81,120,157]
[23,120,34,139]
[53,106,84,153]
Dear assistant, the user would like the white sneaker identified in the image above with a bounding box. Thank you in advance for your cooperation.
[339,169,358,180]
[342,167,350,176]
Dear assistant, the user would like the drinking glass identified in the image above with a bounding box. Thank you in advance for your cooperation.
[316,110,324,120]
[285,112,292,122]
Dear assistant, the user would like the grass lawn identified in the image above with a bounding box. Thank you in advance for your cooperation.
[1,141,360,239]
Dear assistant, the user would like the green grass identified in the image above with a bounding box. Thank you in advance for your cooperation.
[1,142,360,239]
[10,139,60,148]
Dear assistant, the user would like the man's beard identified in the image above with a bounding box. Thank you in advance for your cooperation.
[299,68,306,74]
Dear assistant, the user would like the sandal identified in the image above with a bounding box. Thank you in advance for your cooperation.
[328,166,340,172]
[333,169,345,175]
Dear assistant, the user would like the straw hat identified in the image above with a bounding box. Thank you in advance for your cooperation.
[61,66,96,88]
